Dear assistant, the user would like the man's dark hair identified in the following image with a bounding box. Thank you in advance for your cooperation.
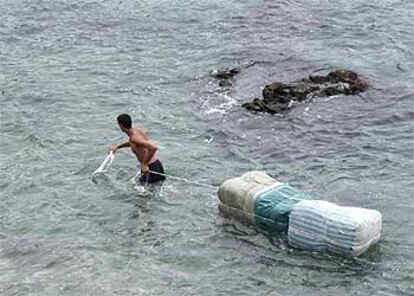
[117,113,132,128]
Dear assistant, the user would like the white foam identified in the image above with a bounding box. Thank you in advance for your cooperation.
[204,94,239,114]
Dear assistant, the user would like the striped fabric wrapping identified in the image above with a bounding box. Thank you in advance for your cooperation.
[218,171,312,233]
[287,200,382,257]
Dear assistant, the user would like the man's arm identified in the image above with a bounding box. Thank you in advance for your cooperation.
[109,140,130,153]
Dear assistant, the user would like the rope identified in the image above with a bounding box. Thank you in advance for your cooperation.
[134,170,217,189]
[92,152,216,189]
[92,151,114,177]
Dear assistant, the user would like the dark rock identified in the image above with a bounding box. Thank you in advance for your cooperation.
[211,67,241,80]
[219,80,233,87]
[212,67,240,89]
[243,69,368,114]
[242,97,290,114]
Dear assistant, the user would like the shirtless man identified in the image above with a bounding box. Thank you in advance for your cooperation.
[109,114,165,184]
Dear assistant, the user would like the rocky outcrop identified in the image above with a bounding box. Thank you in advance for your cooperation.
[242,69,368,114]
[211,67,240,79]
[211,67,241,87]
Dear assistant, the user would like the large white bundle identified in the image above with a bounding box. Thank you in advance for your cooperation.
[218,171,281,224]
[287,200,382,256]
[218,171,313,232]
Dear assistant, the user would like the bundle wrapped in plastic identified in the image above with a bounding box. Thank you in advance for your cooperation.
[287,200,382,256]
[218,171,313,232]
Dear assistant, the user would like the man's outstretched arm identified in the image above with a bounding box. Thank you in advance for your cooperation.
[109,140,130,153]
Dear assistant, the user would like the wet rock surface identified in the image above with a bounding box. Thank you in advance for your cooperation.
[211,67,241,80]
[211,67,241,87]
[242,69,368,114]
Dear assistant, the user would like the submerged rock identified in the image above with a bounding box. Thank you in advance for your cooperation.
[211,67,241,88]
[242,69,368,114]
[211,67,241,80]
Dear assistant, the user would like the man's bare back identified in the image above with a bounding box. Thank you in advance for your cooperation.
[128,128,157,165]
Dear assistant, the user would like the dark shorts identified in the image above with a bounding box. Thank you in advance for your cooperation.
[139,159,166,184]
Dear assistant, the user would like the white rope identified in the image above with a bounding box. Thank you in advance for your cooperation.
[92,152,216,189]
[92,151,114,176]
[132,169,217,189]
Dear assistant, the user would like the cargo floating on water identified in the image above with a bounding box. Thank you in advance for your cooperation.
[218,171,382,257]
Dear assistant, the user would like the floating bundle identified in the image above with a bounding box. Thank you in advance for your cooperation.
[218,171,382,257]
[218,171,313,233]
[287,200,382,256]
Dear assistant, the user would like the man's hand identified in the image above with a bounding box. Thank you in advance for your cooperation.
[141,163,149,174]
[109,145,118,154]
[109,140,130,153]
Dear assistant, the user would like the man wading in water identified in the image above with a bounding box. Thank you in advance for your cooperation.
[109,114,166,184]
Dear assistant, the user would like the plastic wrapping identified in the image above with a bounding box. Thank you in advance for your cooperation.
[288,200,382,256]
[218,171,312,232]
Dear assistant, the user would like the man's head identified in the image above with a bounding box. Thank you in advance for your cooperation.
[117,113,132,132]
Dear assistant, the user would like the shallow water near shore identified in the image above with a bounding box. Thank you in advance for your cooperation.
[0,0,413,295]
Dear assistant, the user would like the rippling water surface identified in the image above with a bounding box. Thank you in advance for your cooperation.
[1,0,413,295]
